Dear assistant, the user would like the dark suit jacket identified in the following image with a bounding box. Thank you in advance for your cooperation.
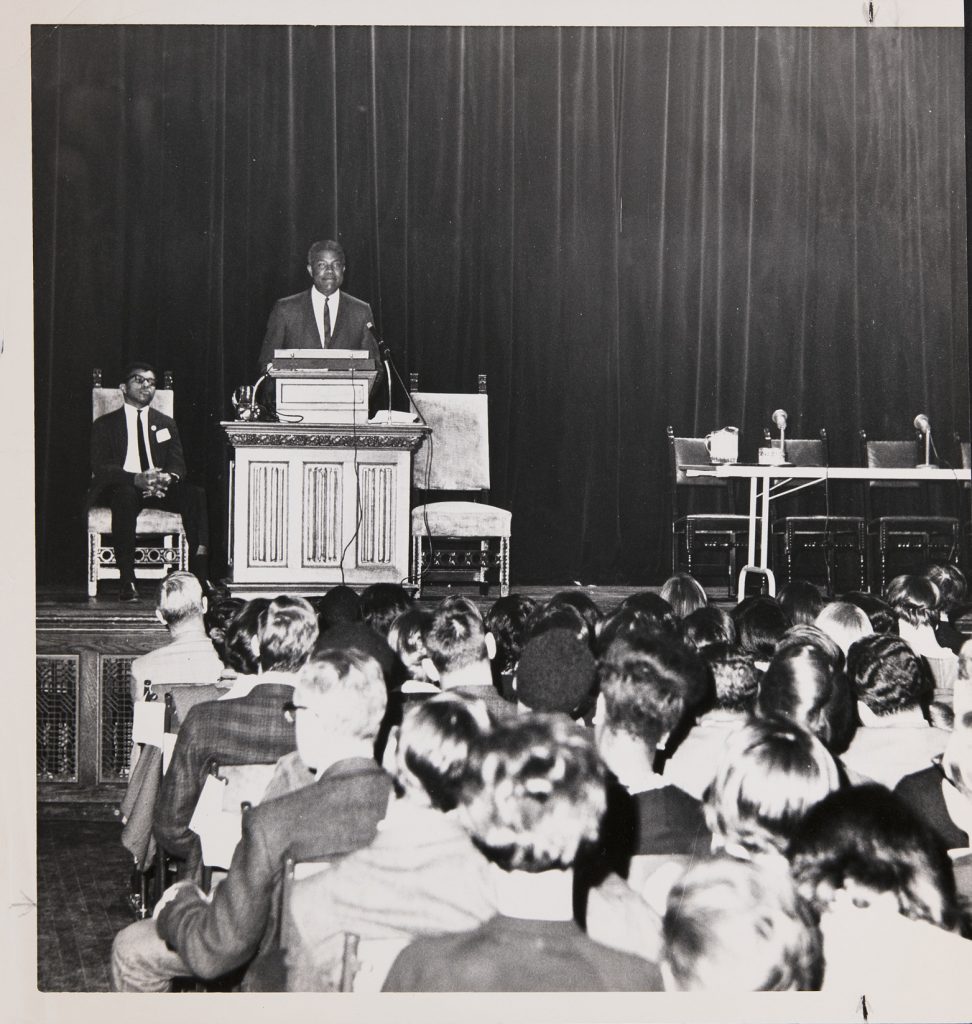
[156,756,393,989]
[87,405,187,508]
[153,683,297,876]
[257,288,379,368]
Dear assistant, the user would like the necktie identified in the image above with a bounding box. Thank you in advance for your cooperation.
[322,297,332,347]
[137,410,150,472]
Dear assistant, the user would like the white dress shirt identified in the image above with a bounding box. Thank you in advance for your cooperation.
[310,288,341,346]
[122,402,156,473]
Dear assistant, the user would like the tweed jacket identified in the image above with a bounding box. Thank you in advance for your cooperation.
[257,288,379,368]
[156,756,393,989]
[153,682,297,875]
[87,405,187,508]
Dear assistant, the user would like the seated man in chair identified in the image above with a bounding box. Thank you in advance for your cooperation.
[86,360,208,600]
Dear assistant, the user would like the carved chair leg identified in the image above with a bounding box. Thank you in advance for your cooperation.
[88,531,99,597]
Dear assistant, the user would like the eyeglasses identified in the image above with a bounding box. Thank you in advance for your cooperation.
[128,375,157,388]
[282,701,309,724]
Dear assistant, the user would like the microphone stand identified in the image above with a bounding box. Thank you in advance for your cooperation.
[916,428,933,469]
[778,424,790,465]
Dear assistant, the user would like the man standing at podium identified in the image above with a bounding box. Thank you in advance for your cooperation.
[257,239,380,369]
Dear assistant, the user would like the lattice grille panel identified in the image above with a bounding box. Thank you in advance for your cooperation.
[359,465,395,565]
[37,656,79,781]
[303,463,341,565]
[249,462,289,565]
[100,656,135,782]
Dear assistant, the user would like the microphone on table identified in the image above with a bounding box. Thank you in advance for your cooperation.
[914,413,934,468]
[771,408,789,464]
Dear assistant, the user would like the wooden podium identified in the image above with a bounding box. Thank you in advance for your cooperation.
[222,420,429,596]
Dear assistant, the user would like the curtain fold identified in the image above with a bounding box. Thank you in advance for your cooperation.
[33,25,969,585]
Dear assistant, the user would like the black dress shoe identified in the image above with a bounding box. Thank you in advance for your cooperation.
[119,583,140,602]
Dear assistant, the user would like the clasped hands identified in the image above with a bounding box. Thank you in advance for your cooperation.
[135,468,174,499]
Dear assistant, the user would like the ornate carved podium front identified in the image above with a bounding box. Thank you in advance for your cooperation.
[222,422,429,595]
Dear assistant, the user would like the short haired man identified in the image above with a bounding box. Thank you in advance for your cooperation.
[843,633,948,787]
[129,572,224,703]
[152,596,318,878]
[112,648,392,991]
[86,361,208,601]
[257,240,380,369]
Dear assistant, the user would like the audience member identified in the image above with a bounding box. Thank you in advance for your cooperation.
[843,633,947,787]
[842,590,899,635]
[773,623,844,669]
[152,596,317,878]
[485,594,539,701]
[421,596,512,722]
[661,644,757,799]
[924,562,969,653]
[545,589,603,639]
[732,596,788,668]
[660,857,823,991]
[219,597,271,678]
[316,584,360,630]
[203,595,245,665]
[703,718,841,862]
[814,600,872,659]
[777,579,826,627]
[285,694,496,990]
[885,573,958,703]
[112,648,392,992]
[129,572,224,703]
[681,604,736,652]
[595,605,671,659]
[592,637,712,875]
[382,715,663,991]
[659,573,708,620]
[758,642,856,760]
[617,591,680,638]
[525,600,594,649]
[514,628,598,721]
[386,606,437,692]
[788,785,972,1004]
[358,582,413,639]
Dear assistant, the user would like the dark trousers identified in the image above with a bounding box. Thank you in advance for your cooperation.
[107,481,208,584]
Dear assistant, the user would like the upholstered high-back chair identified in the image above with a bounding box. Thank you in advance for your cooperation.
[87,368,188,596]
[408,375,511,598]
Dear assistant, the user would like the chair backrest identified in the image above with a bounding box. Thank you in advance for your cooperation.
[859,431,922,490]
[410,387,491,492]
[146,682,229,731]
[666,427,725,488]
[764,428,828,467]
[92,367,174,421]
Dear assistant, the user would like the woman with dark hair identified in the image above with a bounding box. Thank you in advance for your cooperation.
[924,563,969,654]
[758,641,856,759]
[777,579,826,627]
[618,591,681,638]
[545,589,603,637]
[220,597,272,677]
[485,594,539,700]
[731,596,788,667]
[787,785,972,1002]
[659,573,708,621]
[682,605,737,652]
[885,574,958,704]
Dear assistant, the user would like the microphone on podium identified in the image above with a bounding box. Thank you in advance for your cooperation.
[914,413,933,468]
[771,408,789,464]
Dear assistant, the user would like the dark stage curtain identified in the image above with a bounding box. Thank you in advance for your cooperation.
[32,25,969,585]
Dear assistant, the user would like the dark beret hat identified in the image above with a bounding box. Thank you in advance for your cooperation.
[515,628,597,715]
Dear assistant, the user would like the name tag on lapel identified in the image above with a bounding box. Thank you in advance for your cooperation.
[155,427,172,443]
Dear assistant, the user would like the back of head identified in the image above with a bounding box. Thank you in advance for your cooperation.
[704,718,841,859]
[546,589,603,636]
[846,632,928,716]
[732,596,788,662]
[662,857,823,991]
[599,636,706,749]
[774,624,844,670]
[525,601,592,648]
[425,597,489,676]
[156,571,206,627]
[462,714,606,872]
[759,643,855,754]
[485,594,539,674]
[841,591,900,636]
[701,643,759,714]
[618,591,680,638]
[814,601,873,658]
[516,628,597,718]
[682,605,737,652]
[394,693,491,811]
[884,574,940,628]
[924,563,968,617]
[296,647,388,742]
[317,584,361,630]
[595,605,671,658]
[659,574,709,620]
[777,580,826,627]
[257,595,320,672]
[222,597,271,674]
[386,606,433,677]
[204,595,245,663]
[787,785,960,932]
[358,583,413,639]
